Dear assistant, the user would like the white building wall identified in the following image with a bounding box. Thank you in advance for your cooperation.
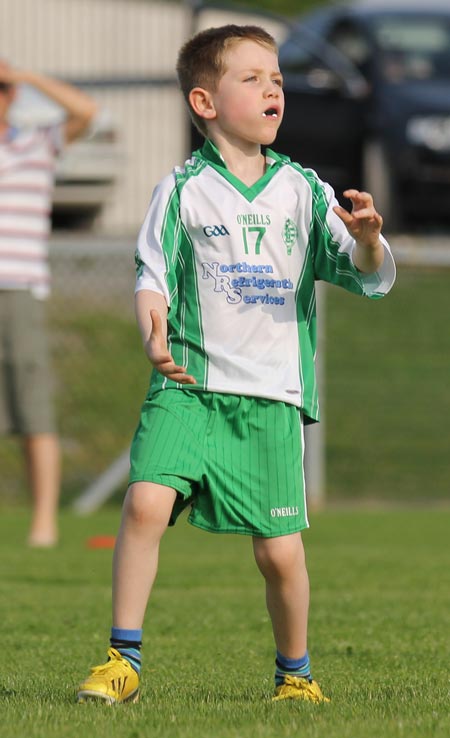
[0,0,190,232]
[0,0,188,76]
[193,7,287,44]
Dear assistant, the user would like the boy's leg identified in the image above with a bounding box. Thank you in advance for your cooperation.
[253,532,309,658]
[112,481,177,628]
[253,532,329,703]
[77,481,177,704]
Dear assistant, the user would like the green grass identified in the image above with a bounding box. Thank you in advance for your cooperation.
[1,507,449,738]
[50,303,148,501]
[325,266,450,502]
[1,266,449,504]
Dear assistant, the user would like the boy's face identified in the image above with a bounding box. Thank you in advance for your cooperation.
[207,39,284,148]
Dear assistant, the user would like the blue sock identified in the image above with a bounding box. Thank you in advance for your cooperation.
[110,627,142,674]
[275,650,311,686]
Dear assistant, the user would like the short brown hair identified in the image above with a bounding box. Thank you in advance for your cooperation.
[176,24,278,137]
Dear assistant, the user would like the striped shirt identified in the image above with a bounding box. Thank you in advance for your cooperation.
[135,139,396,421]
[0,124,64,299]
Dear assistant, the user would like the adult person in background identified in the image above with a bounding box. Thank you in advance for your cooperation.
[0,60,97,546]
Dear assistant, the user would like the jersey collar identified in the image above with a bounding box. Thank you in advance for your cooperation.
[194,139,290,202]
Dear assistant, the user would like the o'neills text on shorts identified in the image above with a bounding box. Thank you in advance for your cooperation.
[270,506,299,518]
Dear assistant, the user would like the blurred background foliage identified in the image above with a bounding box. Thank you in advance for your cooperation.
[208,0,329,17]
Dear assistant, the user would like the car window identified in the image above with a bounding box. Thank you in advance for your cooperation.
[372,16,450,82]
[375,19,449,54]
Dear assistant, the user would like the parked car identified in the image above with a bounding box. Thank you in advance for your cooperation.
[8,85,122,227]
[276,0,450,229]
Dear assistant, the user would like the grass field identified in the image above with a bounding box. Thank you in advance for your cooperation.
[1,507,449,738]
[325,266,450,503]
[0,265,449,505]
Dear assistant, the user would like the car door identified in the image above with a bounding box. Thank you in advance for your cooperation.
[277,26,368,192]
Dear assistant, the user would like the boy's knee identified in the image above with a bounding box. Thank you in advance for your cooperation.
[124,482,175,528]
[253,534,306,579]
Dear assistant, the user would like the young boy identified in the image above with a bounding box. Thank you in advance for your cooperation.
[77,25,395,705]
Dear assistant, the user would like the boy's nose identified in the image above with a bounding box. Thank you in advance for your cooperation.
[265,83,279,98]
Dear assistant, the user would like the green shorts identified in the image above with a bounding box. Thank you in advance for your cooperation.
[129,389,309,537]
[0,290,56,435]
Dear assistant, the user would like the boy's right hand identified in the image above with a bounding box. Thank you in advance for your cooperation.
[145,309,196,384]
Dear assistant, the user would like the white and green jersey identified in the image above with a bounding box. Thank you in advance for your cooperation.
[135,139,395,422]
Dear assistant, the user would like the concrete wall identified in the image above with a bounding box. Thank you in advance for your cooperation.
[1,0,188,76]
[1,0,189,232]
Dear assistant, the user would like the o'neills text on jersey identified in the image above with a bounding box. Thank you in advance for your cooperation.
[270,506,299,518]
[237,213,271,226]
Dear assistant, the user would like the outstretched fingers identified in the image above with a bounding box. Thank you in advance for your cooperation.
[342,190,381,220]
[149,309,196,384]
[333,188,383,243]
[155,358,197,384]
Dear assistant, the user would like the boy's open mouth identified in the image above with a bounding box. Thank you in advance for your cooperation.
[263,107,278,118]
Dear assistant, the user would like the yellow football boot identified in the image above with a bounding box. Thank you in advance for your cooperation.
[77,648,139,704]
[273,675,330,703]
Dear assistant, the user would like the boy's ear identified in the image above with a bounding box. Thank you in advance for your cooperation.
[189,87,216,122]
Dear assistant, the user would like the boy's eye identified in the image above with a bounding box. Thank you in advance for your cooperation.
[244,75,257,82]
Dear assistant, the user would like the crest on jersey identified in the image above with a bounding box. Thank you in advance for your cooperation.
[134,249,145,278]
[282,217,298,255]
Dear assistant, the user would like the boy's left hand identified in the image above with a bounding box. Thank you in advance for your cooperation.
[333,189,383,248]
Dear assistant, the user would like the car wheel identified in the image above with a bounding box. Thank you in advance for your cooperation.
[362,140,401,232]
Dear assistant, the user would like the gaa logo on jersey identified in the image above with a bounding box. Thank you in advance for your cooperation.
[203,224,230,237]
[282,217,298,255]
